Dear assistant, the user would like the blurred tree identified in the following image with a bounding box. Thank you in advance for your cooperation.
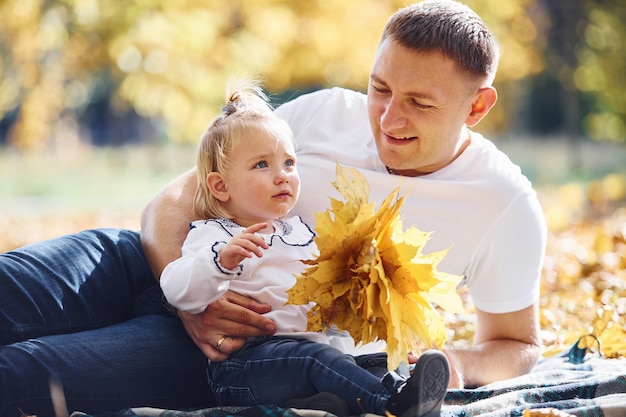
[0,0,544,148]
[577,0,626,143]
[527,0,625,143]
[537,0,587,171]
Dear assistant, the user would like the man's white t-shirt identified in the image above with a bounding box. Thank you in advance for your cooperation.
[275,87,547,316]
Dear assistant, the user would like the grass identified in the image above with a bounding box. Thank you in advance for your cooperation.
[0,143,197,249]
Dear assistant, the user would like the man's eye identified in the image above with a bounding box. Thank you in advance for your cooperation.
[371,85,389,94]
[411,99,433,110]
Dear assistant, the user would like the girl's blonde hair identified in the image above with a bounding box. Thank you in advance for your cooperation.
[193,76,292,219]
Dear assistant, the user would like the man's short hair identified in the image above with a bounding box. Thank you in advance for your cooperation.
[382,0,500,83]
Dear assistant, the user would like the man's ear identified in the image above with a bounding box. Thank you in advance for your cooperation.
[466,86,498,128]
[207,172,229,202]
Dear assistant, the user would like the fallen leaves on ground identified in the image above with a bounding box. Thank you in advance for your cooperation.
[537,179,626,358]
[523,407,576,417]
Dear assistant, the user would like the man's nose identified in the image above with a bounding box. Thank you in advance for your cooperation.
[380,97,407,131]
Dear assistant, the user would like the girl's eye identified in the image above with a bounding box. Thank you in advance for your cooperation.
[285,159,295,167]
[254,161,269,169]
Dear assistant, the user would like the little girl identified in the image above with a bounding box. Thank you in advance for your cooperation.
[159,77,449,417]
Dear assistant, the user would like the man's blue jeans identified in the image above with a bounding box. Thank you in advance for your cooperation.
[208,337,392,415]
[0,229,214,417]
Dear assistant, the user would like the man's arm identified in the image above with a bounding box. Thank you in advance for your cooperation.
[443,303,542,388]
[140,168,198,279]
[140,169,276,360]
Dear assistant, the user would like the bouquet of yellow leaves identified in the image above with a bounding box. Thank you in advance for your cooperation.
[287,164,464,370]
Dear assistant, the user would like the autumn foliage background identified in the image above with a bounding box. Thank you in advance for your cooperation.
[1,0,625,358]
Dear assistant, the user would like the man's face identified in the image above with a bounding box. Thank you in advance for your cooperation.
[367,38,480,175]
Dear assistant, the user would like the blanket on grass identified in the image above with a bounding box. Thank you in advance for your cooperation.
[75,343,626,417]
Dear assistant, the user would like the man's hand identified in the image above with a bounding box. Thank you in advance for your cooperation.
[408,350,463,389]
[179,290,277,361]
[442,350,464,389]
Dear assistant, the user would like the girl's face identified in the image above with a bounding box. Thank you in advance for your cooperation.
[213,126,300,227]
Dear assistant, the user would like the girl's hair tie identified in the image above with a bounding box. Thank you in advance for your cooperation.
[222,102,237,116]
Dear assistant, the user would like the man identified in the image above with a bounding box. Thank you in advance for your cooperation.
[0,1,545,416]
[141,0,546,390]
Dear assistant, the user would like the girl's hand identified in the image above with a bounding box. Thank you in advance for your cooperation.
[219,223,269,270]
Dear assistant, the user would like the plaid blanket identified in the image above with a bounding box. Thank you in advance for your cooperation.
[443,353,626,416]
[75,343,626,417]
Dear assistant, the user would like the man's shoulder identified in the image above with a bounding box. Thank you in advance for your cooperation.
[433,133,539,211]
[288,86,365,103]
[465,134,530,186]
[276,87,366,118]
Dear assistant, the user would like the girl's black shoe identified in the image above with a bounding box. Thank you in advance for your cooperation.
[386,350,449,417]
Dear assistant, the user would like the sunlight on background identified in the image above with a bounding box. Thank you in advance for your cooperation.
[3,0,609,148]
[1,5,624,248]
[1,0,623,153]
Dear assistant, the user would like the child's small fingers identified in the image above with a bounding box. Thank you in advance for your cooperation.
[238,239,265,257]
[243,223,268,234]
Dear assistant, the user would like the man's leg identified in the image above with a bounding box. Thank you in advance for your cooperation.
[1,314,211,417]
[0,229,215,416]
[1,228,157,343]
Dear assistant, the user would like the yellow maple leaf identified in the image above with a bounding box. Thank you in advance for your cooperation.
[523,408,576,417]
[287,164,464,370]
[578,306,626,359]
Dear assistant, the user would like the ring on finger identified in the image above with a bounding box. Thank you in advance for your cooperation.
[216,336,226,352]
